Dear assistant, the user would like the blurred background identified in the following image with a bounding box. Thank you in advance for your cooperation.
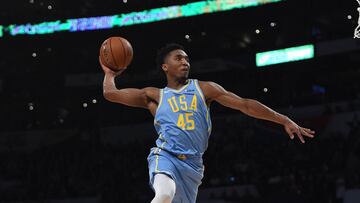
[0,0,360,202]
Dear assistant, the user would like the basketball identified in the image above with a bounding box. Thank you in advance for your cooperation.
[99,36,133,71]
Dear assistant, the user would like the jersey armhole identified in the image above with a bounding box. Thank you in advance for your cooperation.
[195,80,212,134]
[194,80,208,108]
[155,89,164,114]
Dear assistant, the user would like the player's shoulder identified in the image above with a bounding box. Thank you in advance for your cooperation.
[194,80,220,105]
[197,80,220,90]
[197,80,226,101]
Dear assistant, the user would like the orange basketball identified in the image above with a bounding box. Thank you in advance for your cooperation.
[99,36,133,71]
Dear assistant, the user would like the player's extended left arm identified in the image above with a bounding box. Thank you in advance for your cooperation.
[205,82,315,143]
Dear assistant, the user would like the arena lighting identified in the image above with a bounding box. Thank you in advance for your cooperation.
[28,103,34,111]
[1,0,285,38]
[256,44,314,67]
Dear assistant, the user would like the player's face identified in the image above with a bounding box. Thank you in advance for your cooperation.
[163,49,190,79]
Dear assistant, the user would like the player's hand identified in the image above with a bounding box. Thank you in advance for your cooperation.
[283,118,315,143]
[99,56,125,76]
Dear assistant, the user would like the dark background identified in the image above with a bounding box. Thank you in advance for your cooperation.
[0,0,359,202]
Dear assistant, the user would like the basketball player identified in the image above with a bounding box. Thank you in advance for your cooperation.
[100,43,315,203]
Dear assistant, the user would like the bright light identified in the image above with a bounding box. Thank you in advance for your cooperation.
[32,52,37,57]
[347,15,352,20]
[185,34,190,39]
[3,0,285,38]
[48,5,52,10]
[256,44,315,67]
[83,103,88,108]
[263,87,268,92]
[270,22,276,27]
[92,99,97,104]
[255,29,260,34]
[28,103,34,111]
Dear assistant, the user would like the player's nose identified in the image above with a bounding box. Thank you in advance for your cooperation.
[180,59,189,67]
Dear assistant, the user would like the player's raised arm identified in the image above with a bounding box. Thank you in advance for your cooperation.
[100,57,159,110]
[199,81,315,143]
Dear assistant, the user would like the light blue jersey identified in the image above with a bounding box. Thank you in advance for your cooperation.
[148,79,212,203]
[154,79,212,157]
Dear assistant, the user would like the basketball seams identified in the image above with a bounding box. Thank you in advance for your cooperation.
[119,37,126,68]
[109,37,119,68]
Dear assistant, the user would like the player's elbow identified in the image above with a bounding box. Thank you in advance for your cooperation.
[103,90,116,102]
[240,99,253,115]
[243,99,264,116]
[103,91,112,101]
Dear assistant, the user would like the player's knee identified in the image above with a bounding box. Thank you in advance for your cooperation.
[156,193,173,203]
[166,187,176,200]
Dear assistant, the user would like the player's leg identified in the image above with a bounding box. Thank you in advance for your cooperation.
[151,173,176,203]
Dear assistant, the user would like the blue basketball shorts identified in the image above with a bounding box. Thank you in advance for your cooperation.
[147,147,204,203]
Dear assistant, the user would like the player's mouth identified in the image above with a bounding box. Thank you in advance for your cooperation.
[180,65,190,72]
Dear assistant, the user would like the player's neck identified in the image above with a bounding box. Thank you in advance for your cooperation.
[166,78,189,90]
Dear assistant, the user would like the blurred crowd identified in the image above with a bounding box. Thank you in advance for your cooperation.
[203,113,360,203]
[0,109,359,203]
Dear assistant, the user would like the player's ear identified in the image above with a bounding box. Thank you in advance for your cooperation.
[162,64,168,72]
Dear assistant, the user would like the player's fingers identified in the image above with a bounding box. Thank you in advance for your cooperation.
[295,129,305,143]
[98,56,115,73]
[303,128,315,134]
[300,128,314,138]
[285,127,294,140]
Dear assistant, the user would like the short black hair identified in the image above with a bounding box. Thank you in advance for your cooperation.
[156,43,185,69]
